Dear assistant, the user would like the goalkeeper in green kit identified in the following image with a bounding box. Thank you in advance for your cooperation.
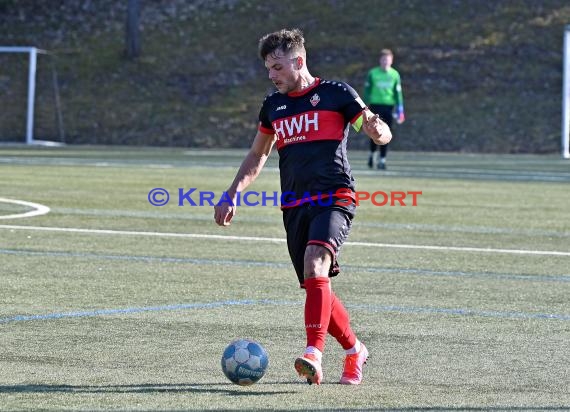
[363,49,405,170]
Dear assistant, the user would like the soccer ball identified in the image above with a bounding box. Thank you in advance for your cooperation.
[221,339,269,386]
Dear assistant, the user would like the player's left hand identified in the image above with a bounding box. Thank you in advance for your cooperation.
[362,109,391,145]
[362,110,381,133]
[395,106,405,124]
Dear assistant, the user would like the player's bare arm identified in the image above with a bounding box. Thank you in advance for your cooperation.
[361,108,392,145]
[214,130,276,226]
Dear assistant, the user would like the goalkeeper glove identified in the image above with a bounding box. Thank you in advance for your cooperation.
[395,105,405,124]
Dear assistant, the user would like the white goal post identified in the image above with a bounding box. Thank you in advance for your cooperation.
[0,46,64,145]
[563,25,570,159]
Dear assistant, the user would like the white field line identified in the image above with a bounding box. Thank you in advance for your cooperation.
[1,224,569,257]
[0,198,50,220]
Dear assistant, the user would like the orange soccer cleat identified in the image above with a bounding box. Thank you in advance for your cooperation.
[339,343,369,385]
[294,353,323,385]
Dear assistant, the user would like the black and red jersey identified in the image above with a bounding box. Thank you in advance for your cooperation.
[258,78,366,207]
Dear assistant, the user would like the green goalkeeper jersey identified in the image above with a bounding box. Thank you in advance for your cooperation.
[363,66,404,108]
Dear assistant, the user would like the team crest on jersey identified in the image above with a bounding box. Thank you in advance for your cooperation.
[310,93,320,107]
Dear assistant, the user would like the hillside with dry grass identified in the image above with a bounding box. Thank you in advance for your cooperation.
[1,0,569,153]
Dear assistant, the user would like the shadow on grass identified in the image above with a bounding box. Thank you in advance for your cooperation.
[0,382,296,396]
[1,385,568,410]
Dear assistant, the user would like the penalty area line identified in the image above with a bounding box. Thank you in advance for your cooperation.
[0,224,569,257]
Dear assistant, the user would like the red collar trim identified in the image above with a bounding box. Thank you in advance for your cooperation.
[288,77,321,97]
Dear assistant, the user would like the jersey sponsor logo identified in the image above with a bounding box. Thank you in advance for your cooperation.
[283,135,306,145]
[276,104,287,111]
[272,111,346,149]
[273,112,319,140]
[375,80,393,89]
[310,93,320,107]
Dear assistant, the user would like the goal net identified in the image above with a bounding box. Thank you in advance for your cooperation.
[0,47,64,145]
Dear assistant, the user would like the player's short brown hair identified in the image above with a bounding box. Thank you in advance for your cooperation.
[380,49,393,57]
[258,28,305,60]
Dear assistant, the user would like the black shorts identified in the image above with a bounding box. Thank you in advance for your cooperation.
[282,203,355,286]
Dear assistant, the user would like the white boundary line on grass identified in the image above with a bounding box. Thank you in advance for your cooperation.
[0,198,50,220]
[1,224,569,257]
[1,299,569,324]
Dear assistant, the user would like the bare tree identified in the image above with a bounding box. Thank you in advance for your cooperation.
[125,0,140,59]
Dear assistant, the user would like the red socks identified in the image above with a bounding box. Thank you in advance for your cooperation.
[304,277,357,352]
[328,291,357,350]
[303,277,332,352]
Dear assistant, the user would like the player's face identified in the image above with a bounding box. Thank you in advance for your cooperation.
[380,54,393,70]
[264,50,300,94]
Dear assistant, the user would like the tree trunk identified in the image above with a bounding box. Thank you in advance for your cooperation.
[125,0,140,59]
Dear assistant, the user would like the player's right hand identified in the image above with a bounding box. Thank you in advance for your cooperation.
[214,203,235,226]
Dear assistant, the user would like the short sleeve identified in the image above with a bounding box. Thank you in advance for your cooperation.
[336,81,366,126]
[258,97,274,134]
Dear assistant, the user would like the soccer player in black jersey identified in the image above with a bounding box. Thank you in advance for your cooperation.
[214,28,391,385]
